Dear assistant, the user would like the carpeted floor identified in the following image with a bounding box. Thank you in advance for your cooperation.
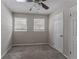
[3,45,67,59]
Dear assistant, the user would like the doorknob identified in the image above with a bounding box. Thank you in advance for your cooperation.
[60,35,63,37]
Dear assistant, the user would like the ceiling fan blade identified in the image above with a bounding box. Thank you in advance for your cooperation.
[41,2,49,9]
[27,0,33,2]
[42,0,46,1]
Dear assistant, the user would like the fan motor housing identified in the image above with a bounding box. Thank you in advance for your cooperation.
[27,0,33,2]
[27,0,46,2]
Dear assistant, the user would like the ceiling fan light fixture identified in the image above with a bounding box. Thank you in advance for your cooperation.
[16,0,26,2]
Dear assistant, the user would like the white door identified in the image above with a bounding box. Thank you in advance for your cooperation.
[53,12,63,53]
[70,5,77,59]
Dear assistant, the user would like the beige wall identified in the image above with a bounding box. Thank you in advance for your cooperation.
[13,31,48,44]
[1,2,13,56]
[13,13,49,44]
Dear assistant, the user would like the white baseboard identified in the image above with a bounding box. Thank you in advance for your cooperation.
[1,46,12,58]
[49,43,54,48]
[63,53,69,59]
[12,43,49,46]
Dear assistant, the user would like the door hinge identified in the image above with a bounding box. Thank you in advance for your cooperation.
[70,13,72,16]
[70,51,72,54]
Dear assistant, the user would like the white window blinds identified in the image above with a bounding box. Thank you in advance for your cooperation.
[14,17,27,31]
[34,18,45,31]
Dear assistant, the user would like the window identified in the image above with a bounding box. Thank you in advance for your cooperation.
[14,17,27,31]
[34,18,45,31]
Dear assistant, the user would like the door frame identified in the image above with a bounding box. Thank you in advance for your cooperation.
[69,5,77,59]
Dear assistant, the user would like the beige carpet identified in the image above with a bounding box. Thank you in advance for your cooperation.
[3,45,67,59]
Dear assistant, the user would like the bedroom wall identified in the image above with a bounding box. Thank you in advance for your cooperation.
[13,13,49,44]
[1,2,13,56]
[49,5,77,58]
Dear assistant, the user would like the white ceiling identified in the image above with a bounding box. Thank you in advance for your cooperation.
[2,0,76,14]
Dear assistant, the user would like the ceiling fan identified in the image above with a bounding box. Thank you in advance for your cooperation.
[27,0,49,10]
